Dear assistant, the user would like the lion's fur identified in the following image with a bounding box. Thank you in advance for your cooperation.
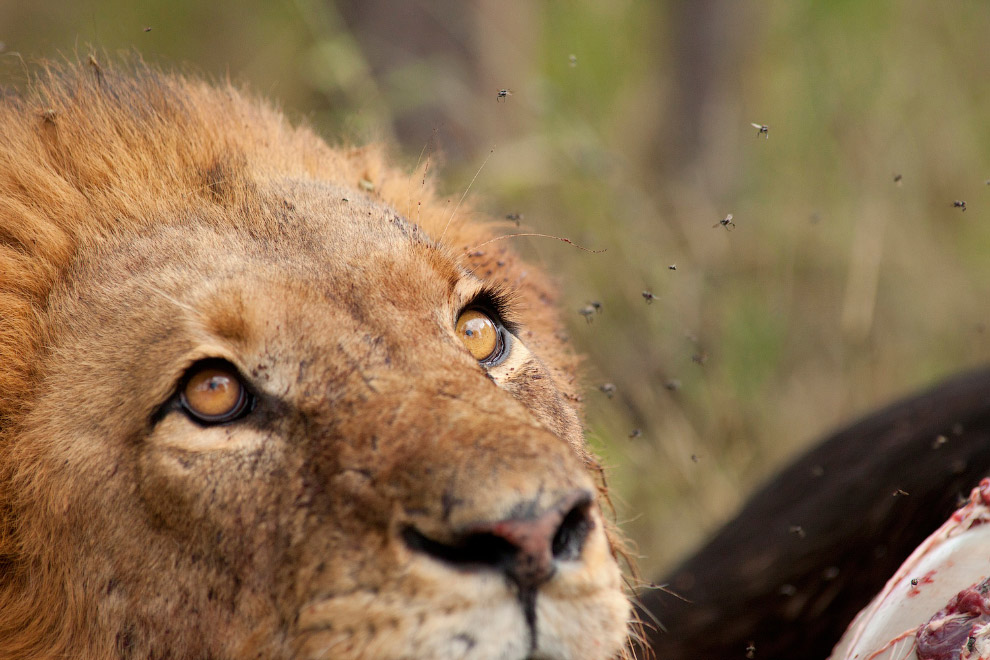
[0,58,631,659]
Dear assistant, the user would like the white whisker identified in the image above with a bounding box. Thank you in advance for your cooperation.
[139,282,198,315]
[439,146,494,243]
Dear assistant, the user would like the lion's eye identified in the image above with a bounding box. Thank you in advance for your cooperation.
[455,309,504,363]
[179,362,252,424]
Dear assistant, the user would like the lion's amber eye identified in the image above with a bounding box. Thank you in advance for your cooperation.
[455,309,503,363]
[179,363,251,424]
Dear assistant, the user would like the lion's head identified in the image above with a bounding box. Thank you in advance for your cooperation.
[0,60,630,659]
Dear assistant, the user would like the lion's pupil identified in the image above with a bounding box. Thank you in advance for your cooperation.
[185,368,242,418]
[455,309,499,362]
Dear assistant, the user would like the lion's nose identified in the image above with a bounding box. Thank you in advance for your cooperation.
[402,489,595,592]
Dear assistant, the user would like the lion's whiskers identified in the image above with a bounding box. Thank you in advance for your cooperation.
[439,145,494,244]
[625,591,660,660]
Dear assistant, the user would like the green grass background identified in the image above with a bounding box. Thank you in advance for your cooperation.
[5,0,990,577]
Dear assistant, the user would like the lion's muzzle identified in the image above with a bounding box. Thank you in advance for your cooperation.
[401,488,594,594]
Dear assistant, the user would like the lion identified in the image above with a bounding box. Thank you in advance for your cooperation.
[0,59,631,659]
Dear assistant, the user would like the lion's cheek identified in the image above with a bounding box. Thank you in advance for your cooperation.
[486,341,583,446]
[134,424,305,572]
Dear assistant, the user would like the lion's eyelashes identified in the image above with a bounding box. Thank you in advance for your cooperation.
[465,284,520,333]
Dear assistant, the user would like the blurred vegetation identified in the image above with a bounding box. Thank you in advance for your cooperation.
[5,0,990,577]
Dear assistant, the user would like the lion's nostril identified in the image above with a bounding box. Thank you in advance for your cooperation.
[402,489,595,592]
[401,526,518,569]
[551,498,594,561]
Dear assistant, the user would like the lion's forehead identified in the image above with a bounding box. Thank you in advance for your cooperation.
[69,187,456,334]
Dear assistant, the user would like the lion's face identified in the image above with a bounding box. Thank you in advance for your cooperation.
[14,177,629,659]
